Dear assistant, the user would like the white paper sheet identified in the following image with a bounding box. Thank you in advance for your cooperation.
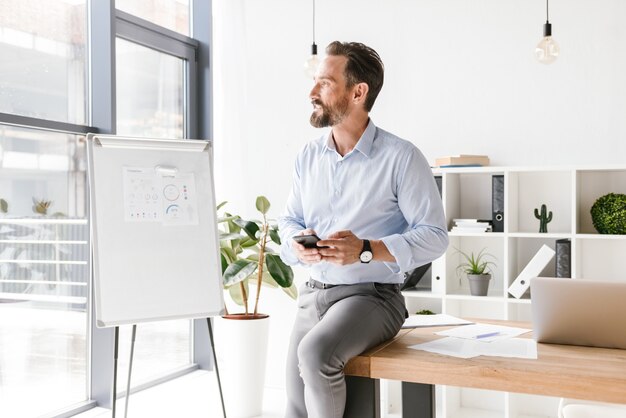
[435,323,531,342]
[123,167,199,226]
[402,314,474,329]
[409,337,537,359]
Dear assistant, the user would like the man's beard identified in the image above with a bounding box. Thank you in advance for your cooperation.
[309,96,350,128]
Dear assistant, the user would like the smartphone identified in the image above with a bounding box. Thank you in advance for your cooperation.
[292,234,325,249]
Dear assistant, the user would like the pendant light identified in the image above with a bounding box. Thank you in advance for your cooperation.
[303,0,319,78]
[535,0,559,64]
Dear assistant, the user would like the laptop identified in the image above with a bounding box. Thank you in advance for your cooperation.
[531,277,626,349]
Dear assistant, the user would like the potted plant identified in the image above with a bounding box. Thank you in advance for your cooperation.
[455,247,496,296]
[215,195,296,418]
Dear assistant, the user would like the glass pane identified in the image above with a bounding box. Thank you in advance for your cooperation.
[115,39,190,387]
[0,0,87,124]
[116,38,185,139]
[0,125,88,417]
[116,0,190,36]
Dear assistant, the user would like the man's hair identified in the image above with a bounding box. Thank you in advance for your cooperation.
[325,41,384,112]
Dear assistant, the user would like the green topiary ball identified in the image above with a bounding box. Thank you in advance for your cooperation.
[590,193,626,234]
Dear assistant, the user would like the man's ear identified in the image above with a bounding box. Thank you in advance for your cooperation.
[352,82,369,107]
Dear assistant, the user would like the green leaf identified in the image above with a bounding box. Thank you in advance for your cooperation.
[220,253,228,274]
[261,270,278,288]
[219,232,244,241]
[220,247,237,263]
[223,259,257,286]
[265,254,293,288]
[217,201,228,211]
[281,283,298,300]
[226,214,242,234]
[218,215,237,223]
[228,279,249,306]
[246,254,260,262]
[0,199,8,213]
[269,227,281,245]
[233,218,260,240]
[240,237,259,248]
[256,196,270,214]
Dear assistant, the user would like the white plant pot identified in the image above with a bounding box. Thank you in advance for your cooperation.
[214,314,270,418]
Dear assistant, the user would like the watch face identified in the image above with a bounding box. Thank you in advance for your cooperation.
[360,251,373,263]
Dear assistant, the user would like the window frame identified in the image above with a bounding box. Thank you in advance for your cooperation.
[0,1,213,416]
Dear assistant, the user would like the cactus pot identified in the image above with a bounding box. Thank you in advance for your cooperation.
[468,274,492,296]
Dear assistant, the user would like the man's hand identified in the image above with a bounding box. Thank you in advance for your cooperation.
[292,229,322,264]
[317,230,363,265]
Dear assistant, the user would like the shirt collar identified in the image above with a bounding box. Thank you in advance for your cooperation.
[322,119,377,158]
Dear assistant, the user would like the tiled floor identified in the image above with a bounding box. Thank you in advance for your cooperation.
[74,370,285,418]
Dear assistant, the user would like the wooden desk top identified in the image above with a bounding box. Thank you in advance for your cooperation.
[345,319,626,404]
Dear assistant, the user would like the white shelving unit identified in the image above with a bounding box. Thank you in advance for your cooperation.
[389,165,626,418]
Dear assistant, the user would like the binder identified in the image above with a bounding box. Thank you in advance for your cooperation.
[434,175,443,198]
[492,175,504,232]
[555,239,571,278]
[508,244,555,299]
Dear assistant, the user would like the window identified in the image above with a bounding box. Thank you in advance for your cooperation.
[116,0,190,36]
[0,126,88,418]
[113,14,196,387]
[116,38,185,139]
[0,2,209,416]
[0,0,87,124]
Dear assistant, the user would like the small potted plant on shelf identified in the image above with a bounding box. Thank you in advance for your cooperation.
[455,247,497,296]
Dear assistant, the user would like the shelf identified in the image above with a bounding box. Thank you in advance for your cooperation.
[389,165,626,418]
[508,232,571,239]
[506,297,532,304]
[401,289,442,299]
[575,233,626,240]
[448,231,504,237]
[445,294,503,302]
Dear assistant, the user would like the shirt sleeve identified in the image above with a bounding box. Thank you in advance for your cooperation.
[277,152,306,266]
[380,146,449,273]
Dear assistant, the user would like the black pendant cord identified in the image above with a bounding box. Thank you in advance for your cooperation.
[546,0,549,23]
[312,0,316,45]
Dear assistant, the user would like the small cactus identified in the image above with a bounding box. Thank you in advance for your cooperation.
[534,204,553,233]
[32,198,53,215]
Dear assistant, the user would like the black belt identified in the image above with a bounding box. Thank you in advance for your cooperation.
[307,278,339,289]
[307,278,400,291]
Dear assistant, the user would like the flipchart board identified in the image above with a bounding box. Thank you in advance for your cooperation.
[86,134,224,327]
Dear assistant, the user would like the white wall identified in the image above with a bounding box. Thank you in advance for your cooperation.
[212,0,626,391]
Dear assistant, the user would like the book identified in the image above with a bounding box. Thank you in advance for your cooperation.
[435,155,490,167]
[450,218,493,233]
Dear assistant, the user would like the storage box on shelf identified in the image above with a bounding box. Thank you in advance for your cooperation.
[393,165,626,418]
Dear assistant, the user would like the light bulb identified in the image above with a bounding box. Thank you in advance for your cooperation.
[535,22,559,64]
[304,43,319,78]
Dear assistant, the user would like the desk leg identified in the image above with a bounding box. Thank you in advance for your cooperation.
[344,376,380,418]
[402,382,434,418]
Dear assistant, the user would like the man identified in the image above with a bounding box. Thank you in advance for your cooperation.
[278,41,448,418]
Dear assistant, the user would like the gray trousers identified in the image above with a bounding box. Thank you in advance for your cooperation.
[285,280,407,418]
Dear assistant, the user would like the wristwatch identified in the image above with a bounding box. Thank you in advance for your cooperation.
[359,239,373,263]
